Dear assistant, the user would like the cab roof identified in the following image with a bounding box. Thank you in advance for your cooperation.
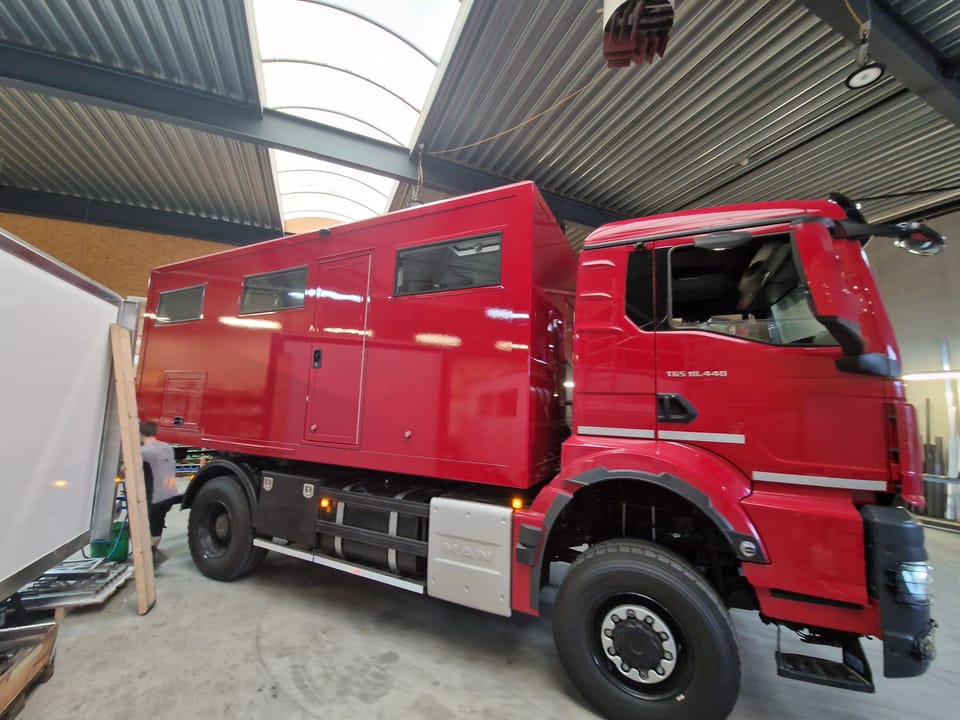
[583,199,848,249]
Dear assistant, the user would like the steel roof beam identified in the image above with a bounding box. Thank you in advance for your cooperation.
[0,42,622,228]
[798,0,960,128]
[0,186,280,245]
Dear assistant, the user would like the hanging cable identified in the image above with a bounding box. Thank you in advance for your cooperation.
[428,73,608,156]
[844,0,865,32]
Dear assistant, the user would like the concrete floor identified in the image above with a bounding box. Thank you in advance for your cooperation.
[18,505,958,720]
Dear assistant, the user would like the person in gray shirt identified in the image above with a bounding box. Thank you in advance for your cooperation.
[140,420,179,565]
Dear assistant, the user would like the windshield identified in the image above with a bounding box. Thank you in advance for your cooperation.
[661,237,838,347]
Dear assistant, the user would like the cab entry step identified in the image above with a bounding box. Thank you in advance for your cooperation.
[775,650,875,693]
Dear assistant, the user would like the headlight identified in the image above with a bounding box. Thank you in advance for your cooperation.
[898,561,932,603]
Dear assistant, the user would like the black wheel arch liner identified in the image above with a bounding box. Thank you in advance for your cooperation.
[522,467,767,611]
[181,458,258,512]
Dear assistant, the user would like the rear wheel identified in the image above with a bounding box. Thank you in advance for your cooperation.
[188,476,260,581]
[553,539,740,720]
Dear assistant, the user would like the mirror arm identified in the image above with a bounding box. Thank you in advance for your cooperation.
[832,220,945,255]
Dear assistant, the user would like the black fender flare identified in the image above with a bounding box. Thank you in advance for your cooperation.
[181,458,258,513]
[523,467,767,611]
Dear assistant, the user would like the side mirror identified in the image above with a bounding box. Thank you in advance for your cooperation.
[895,222,945,256]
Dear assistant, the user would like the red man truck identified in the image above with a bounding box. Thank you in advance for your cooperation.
[136,181,938,720]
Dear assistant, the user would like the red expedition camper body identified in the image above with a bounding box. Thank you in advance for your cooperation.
[136,182,934,720]
[137,182,574,489]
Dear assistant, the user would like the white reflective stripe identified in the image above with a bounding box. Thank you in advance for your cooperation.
[752,471,887,491]
[658,430,745,444]
[254,538,425,594]
[578,426,656,439]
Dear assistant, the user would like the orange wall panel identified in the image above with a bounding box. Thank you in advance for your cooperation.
[0,213,233,299]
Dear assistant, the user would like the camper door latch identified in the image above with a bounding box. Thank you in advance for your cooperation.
[313,349,323,369]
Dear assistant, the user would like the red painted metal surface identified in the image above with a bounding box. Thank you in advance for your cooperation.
[137,182,575,489]
[139,184,920,637]
[511,197,917,631]
[742,486,882,635]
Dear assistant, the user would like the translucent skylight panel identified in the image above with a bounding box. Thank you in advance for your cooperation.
[273,151,397,219]
[256,3,436,108]
[279,192,379,222]
[262,63,419,147]
[275,108,401,145]
[252,0,461,224]
[279,170,389,215]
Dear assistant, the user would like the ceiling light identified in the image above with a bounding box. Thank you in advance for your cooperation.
[846,61,885,89]
[845,17,885,90]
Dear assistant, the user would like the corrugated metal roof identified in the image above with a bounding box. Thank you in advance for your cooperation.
[0,86,280,229]
[0,0,959,245]
[0,0,259,104]
[416,0,960,225]
[888,0,960,61]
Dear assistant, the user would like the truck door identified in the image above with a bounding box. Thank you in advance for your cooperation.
[651,229,889,484]
[304,254,371,445]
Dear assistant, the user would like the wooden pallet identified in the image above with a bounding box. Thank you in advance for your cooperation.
[0,623,57,720]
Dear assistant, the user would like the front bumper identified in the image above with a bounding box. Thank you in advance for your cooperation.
[861,505,936,678]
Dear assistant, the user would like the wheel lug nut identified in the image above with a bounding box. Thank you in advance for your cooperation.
[611,614,620,623]
[607,646,617,656]
[626,609,636,618]
[640,671,648,680]
[659,632,669,640]
[644,615,654,625]
[656,666,665,675]
[663,651,673,661]
[621,663,630,672]
[603,628,613,638]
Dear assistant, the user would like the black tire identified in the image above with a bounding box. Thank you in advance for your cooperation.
[553,539,740,720]
[239,544,268,576]
[188,476,260,581]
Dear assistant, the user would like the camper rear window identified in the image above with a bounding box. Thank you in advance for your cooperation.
[239,266,308,315]
[156,285,204,323]
[395,233,502,296]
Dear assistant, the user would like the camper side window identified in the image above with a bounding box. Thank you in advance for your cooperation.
[239,267,308,314]
[156,285,204,323]
[395,233,501,296]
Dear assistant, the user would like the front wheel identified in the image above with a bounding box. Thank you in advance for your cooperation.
[188,476,261,581]
[553,539,740,720]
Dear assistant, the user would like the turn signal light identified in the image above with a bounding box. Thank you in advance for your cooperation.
[511,497,524,510]
[320,497,332,509]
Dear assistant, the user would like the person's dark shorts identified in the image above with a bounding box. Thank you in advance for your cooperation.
[148,498,177,537]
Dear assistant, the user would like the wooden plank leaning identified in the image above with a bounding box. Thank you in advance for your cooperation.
[109,323,156,615]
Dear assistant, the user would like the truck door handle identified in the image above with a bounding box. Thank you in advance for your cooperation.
[657,394,698,423]
[313,349,322,369]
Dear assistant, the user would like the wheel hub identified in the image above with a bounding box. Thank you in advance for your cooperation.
[611,619,662,671]
[600,604,678,684]
[213,511,231,540]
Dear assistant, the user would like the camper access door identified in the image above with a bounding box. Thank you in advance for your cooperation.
[304,253,372,445]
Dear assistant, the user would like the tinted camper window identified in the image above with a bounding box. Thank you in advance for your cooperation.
[240,266,308,314]
[395,233,501,296]
[156,285,204,323]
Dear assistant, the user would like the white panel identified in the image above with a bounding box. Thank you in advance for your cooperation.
[427,497,513,617]
[752,471,887,491]
[578,425,655,439]
[0,236,119,598]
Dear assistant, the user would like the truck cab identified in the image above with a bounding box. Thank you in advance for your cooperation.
[518,199,936,717]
